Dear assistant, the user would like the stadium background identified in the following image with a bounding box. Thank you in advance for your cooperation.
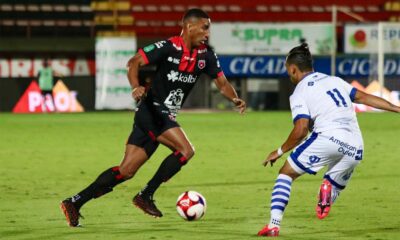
[1,0,399,112]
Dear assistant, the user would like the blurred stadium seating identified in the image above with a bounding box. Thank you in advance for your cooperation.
[0,0,398,38]
[0,0,94,37]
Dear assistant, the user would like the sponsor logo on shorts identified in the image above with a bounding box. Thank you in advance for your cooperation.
[168,114,176,122]
[308,155,321,164]
[329,136,357,158]
[342,169,354,181]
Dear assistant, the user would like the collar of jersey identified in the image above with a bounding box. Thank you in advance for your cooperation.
[296,71,317,88]
[300,71,315,81]
[172,36,206,54]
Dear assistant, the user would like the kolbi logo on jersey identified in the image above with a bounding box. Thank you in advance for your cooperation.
[167,70,197,83]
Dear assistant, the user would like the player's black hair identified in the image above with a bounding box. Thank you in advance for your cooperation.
[182,8,209,22]
[286,43,313,71]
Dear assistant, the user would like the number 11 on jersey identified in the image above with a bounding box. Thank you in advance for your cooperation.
[326,88,348,107]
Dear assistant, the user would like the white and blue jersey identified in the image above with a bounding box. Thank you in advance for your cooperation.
[289,72,361,134]
[287,72,364,190]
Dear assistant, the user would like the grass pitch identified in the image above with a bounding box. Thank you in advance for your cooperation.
[0,111,399,240]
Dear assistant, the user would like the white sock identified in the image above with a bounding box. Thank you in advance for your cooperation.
[331,185,341,203]
[269,174,293,229]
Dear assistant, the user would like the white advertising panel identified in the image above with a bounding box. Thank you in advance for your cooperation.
[345,23,400,53]
[95,37,136,110]
[210,23,333,55]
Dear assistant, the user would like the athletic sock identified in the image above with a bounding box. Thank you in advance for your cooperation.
[71,166,125,210]
[269,174,293,229]
[331,185,341,204]
[140,151,187,199]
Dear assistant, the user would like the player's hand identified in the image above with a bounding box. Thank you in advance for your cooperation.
[233,98,246,114]
[262,150,281,167]
[131,86,146,101]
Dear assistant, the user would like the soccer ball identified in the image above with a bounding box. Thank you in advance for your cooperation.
[176,191,207,221]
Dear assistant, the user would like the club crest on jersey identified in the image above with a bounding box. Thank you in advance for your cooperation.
[198,60,206,69]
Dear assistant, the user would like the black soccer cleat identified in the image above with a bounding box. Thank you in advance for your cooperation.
[60,198,82,227]
[133,194,163,218]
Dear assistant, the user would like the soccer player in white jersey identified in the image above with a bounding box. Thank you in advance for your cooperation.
[258,43,400,237]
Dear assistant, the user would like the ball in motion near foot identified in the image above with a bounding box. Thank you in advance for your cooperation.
[176,191,206,221]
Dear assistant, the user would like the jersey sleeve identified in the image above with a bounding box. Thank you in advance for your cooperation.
[138,40,172,65]
[205,51,224,79]
[339,78,358,102]
[290,93,311,124]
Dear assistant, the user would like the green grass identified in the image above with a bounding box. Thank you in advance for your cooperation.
[0,111,399,240]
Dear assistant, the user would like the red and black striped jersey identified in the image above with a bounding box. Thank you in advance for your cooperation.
[138,36,224,115]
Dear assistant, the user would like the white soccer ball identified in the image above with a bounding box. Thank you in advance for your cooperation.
[176,191,207,221]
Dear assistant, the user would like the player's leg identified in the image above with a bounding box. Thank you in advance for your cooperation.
[73,145,148,205]
[60,144,149,227]
[316,132,363,219]
[259,132,332,236]
[317,154,362,219]
[134,126,194,217]
[258,161,301,237]
[60,124,154,227]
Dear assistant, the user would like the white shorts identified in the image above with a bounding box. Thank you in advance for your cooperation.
[287,130,364,190]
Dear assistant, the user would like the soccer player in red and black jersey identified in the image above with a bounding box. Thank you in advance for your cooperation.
[60,8,246,227]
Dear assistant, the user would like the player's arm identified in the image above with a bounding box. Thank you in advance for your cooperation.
[263,118,309,167]
[353,89,400,113]
[214,75,246,114]
[126,53,147,101]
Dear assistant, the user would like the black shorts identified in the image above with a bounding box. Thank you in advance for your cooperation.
[127,100,180,157]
